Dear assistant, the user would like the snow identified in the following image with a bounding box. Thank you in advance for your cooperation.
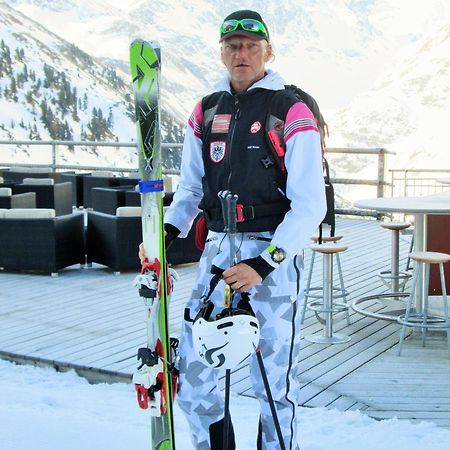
[1,359,450,450]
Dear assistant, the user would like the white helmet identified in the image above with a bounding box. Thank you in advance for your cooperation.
[192,302,260,370]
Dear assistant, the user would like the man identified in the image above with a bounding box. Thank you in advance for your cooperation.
[142,9,326,449]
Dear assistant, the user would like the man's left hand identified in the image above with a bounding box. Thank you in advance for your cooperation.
[222,263,262,293]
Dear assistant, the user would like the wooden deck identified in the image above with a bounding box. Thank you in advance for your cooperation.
[1,218,450,428]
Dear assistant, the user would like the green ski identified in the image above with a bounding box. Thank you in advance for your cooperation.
[130,39,177,450]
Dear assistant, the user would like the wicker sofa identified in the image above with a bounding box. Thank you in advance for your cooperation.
[0,187,36,209]
[13,179,73,215]
[86,206,202,273]
[0,209,85,275]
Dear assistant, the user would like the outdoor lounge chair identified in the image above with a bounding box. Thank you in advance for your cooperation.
[0,187,36,209]
[14,178,73,215]
[0,208,85,275]
[86,206,202,273]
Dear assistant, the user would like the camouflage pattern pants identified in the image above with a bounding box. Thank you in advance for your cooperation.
[177,231,304,449]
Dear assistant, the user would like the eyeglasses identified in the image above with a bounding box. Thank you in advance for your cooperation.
[220,19,268,38]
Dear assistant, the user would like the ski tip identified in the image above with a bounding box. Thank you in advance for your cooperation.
[130,39,161,64]
[130,39,161,50]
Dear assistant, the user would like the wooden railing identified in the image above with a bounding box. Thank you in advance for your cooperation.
[0,140,394,216]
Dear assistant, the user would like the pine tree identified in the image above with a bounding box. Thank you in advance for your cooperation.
[25,90,33,105]
[9,77,18,101]
[107,108,114,128]
[72,100,79,121]
[22,64,28,82]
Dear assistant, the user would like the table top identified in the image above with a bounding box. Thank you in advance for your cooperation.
[436,177,450,185]
[354,195,450,214]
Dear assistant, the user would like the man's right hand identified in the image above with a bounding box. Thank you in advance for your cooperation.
[138,230,170,263]
[138,242,146,263]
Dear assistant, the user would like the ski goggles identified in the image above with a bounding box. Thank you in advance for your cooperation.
[220,18,269,40]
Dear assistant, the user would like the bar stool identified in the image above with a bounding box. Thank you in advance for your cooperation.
[379,221,412,293]
[304,243,351,344]
[302,235,350,325]
[397,251,450,356]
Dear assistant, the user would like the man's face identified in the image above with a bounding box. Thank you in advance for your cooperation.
[220,36,272,92]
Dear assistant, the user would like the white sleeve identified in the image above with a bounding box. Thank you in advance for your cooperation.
[164,125,204,238]
[261,127,327,267]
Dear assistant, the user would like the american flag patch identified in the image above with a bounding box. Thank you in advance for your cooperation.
[211,114,232,134]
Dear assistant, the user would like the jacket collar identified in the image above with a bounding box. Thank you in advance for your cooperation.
[214,68,285,94]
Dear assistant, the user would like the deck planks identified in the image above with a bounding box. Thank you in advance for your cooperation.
[1,218,450,428]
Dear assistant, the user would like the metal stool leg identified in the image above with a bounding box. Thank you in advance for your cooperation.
[335,253,350,325]
[304,253,350,344]
[398,263,420,356]
[324,253,333,339]
[439,263,450,350]
[398,252,450,356]
[301,250,315,324]
[405,235,414,272]
[391,229,400,293]
[422,263,431,347]
[378,224,412,293]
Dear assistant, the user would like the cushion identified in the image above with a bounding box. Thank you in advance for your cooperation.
[0,176,4,183]
[116,206,141,217]
[4,208,56,219]
[10,166,52,173]
[92,171,114,177]
[22,178,55,185]
[0,209,7,218]
[0,187,12,197]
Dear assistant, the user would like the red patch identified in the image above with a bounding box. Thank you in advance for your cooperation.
[250,121,261,134]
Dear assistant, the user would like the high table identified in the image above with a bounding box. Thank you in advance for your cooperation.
[353,194,450,320]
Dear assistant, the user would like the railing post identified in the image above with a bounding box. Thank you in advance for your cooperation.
[377,148,387,198]
[404,170,408,197]
[390,170,394,197]
[51,141,57,171]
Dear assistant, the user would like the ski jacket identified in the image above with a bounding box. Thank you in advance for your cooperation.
[198,86,292,232]
[164,69,327,269]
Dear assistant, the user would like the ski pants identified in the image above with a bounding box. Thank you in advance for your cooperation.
[177,231,304,450]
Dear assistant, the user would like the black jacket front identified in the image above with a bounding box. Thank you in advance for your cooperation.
[198,88,291,232]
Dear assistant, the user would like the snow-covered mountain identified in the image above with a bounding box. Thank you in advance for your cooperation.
[0,2,184,168]
[9,0,448,110]
[328,23,450,171]
[1,0,449,174]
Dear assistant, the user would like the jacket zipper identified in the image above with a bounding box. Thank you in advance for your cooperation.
[226,95,241,191]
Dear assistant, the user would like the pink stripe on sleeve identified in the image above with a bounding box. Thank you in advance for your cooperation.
[284,102,319,143]
[188,100,203,139]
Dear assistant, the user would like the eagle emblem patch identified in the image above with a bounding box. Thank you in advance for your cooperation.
[210,141,226,163]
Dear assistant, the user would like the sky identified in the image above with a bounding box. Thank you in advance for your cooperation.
[1,359,450,450]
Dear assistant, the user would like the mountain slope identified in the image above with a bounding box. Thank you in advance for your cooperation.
[0,3,184,168]
[328,23,450,170]
[1,0,449,174]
